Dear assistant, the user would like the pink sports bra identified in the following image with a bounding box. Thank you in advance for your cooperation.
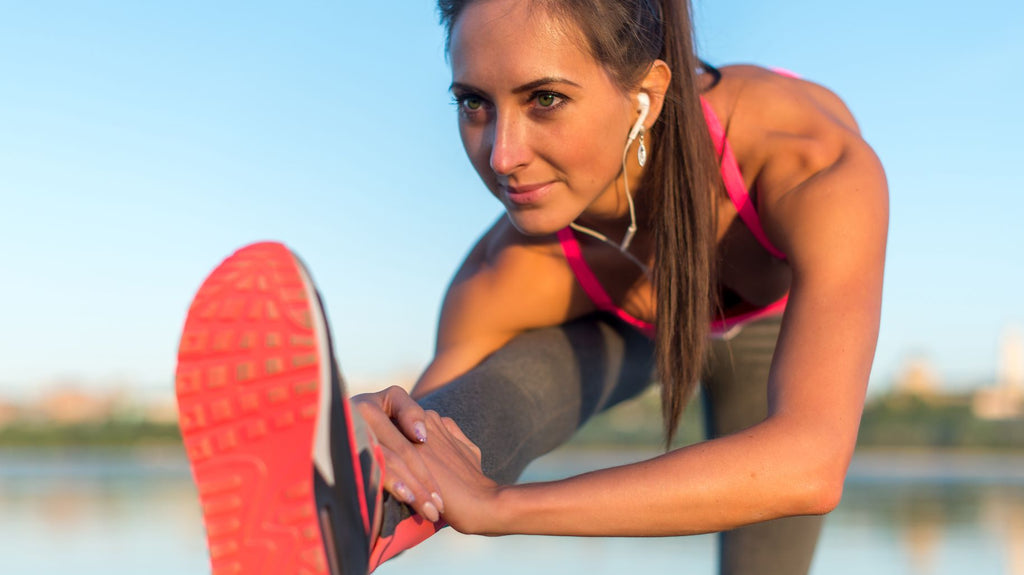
[557,94,789,339]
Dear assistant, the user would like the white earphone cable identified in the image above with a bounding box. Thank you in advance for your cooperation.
[569,112,649,276]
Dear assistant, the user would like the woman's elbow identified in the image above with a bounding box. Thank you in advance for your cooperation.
[773,438,850,517]
[790,458,848,516]
[804,475,844,515]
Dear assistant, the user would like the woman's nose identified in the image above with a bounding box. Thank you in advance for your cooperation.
[488,112,531,176]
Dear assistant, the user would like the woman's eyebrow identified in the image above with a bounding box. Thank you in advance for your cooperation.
[510,77,582,94]
[449,77,581,94]
[449,81,483,94]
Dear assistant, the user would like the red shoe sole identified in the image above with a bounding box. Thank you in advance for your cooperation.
[175,242,331,575]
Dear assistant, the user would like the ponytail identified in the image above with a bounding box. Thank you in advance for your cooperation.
[645,0,720,446]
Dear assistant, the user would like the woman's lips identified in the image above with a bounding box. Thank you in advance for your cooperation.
[503,182,555,206]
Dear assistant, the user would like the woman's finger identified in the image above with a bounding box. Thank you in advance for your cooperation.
[441,416,483,462]
[377,443,417,505]
[380,386,429,443]
[355,400,443,502]
[438,411,485,460]
[378,443,444,523]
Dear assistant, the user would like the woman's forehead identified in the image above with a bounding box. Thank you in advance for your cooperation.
[449,0,603,91]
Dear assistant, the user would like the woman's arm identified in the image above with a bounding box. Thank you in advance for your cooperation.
[418,130,889,536]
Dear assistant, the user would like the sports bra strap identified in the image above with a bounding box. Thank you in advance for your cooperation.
[699,97,787,260]
[556,228,656,337]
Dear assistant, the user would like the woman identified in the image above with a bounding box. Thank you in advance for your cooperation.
[174,0,887,573]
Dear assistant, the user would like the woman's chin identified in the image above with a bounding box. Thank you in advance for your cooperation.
[504,210,570,237]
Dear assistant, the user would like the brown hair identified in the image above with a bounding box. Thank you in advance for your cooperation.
[439,0,722,446]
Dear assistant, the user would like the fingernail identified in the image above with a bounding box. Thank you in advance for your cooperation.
[431,492,445,513]
[413,422,427,443]
[422,502,439,523]
[394,482,415,504]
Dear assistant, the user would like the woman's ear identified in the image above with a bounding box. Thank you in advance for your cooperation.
[639,59,672,130]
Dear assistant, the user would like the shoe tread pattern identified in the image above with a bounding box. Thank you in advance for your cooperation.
[176,242,328,575]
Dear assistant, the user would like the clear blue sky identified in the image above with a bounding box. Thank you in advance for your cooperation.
[1,0,1021,396]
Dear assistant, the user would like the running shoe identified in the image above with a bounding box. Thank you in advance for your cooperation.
[175,242,383,575]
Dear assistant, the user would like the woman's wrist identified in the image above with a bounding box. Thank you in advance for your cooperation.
[472,483,523,536]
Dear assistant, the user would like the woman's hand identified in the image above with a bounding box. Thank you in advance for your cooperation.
[414,410,503,535]
[351,387,446,523]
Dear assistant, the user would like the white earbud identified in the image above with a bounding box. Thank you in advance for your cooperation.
[627,92,650,144]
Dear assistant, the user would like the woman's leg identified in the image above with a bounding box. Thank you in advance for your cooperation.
[421,313,656,482]
[702,317,824,575]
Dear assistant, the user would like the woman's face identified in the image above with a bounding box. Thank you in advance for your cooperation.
[449,0,637,236]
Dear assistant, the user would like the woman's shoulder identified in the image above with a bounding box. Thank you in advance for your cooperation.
[435,217,589,363]
[452,216,576,310]
[706,64,860,137]
[704,64,874,196]
[704,65,887,262]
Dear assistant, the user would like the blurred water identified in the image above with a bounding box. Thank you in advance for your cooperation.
[0,448,1021,574]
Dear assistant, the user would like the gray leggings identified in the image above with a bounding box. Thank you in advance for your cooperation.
[412,313,822,575]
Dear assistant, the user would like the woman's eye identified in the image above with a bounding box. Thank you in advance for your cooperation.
[460,96,483,111]
[536,92,562,108]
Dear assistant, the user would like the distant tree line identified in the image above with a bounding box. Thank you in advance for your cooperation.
[2,388,1022,450]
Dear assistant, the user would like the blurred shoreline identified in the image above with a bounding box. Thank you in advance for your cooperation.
[1,445,1023,487]
[1,382,1023,451]
[3,348,1024,451]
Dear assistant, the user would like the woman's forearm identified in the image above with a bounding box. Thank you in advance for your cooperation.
[483,418,849,537]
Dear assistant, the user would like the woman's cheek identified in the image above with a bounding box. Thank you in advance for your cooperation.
[460,131,494,186]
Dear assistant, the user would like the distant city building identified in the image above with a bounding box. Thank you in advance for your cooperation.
[973,324,1024,420]
[142,397,180,425]
[0,399,21,427]
[998,324,1024,390]
[895,355,941,396]
[34,388,118,425]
